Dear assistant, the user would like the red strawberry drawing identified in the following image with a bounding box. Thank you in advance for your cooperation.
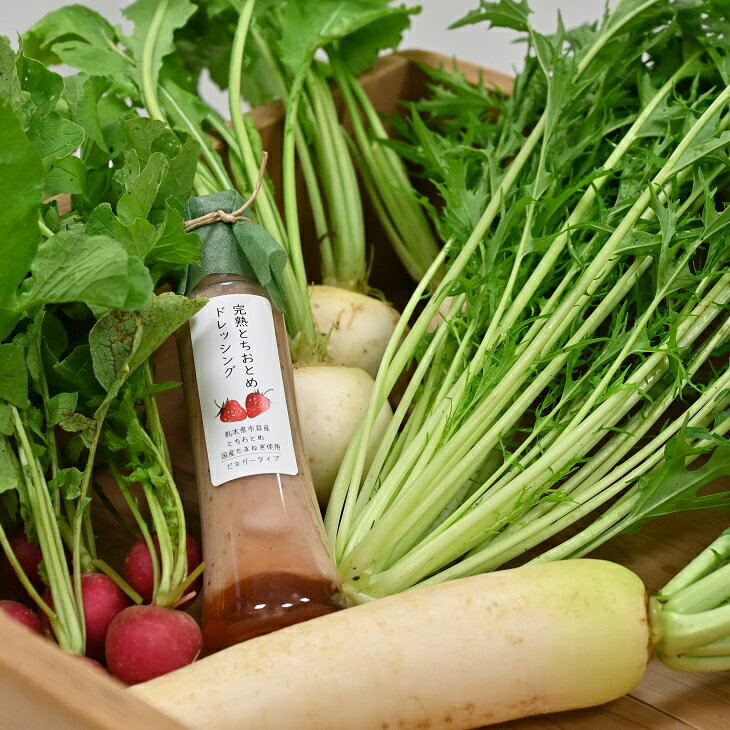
[215,399,247,422]
[245,390,272,418]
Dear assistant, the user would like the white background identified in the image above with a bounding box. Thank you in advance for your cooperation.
[3,1,617,108]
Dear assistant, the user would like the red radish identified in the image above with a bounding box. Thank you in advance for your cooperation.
[245,391,271,418]
[0,599,43,634]
[105,605,202,685]
[123,534,202,607]
[76,656,107,673]
[0,535,44,598]
[216,399,247,422]
[43,573,131,659]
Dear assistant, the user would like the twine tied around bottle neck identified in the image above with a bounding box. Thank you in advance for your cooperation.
[183,151,269,233]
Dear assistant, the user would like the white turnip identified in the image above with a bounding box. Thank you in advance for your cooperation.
[293,364,393,505]
[106,605,202,685]
[309,285,400,378]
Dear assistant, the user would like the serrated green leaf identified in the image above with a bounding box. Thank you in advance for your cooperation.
[148,198,200,267]
[450,0,531,31]
[123,0,196,89]
[0,403,13,435]
[23,5,121,66]
[48,467,83,499]
[16,53,64,123]
[63,73,109,151]
[130,292,206,374]
[44,154,87,197]
[20,230,153,310]
[27,112,85,164]
[51,40,131,77]
[0,96,44,310]
[0,37,23,120]
[337,10,414,76]
[58,413,96,447]
[280,0,406,74]
[46,392,78,427]
[0,344,29,408]
[89,309,142,392]
[622,437,730,533]
[117,151,169,224]
[90,292,205,396]
[0,436,21,494]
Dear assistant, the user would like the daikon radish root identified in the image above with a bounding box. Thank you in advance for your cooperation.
[310,285,400,378]
[293,363,393,505]
[131,560,649,730]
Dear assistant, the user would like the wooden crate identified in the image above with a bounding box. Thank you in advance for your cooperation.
[1,51,727,730]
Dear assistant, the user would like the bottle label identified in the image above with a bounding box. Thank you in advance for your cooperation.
[189,293,298,486]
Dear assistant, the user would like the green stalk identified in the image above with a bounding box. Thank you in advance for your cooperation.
[308,71,366,290]
[71,399,112,648]
[353,253,729,595]
[13,408,83,653]
[494,51,701,344]
[249,30,335,283]
[333,60,439,282]
[438,374,730,581]
[327,0,673,555]
[140,0,169,123]
[91,559,143,604]
[356,83,730,587]
[228,1,320,356]
[660,531,730,601]
[109,461,160,602]
[529,404,730,565]
[228,0,285,241]
[340,256,650,577]
[160,86,232,191]
[0,520,54,619]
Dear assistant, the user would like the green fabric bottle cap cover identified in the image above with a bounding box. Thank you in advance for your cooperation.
[181,189,288,312]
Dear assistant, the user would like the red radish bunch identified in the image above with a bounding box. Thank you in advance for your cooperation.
[0,599,43,634]
[43,573,130,660]
[105,605,202,685]
[123,534,202,607]
[0,535,44,599]
[104,533,203,683]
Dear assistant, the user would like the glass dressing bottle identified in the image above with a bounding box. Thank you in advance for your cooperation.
[178,192,343,651]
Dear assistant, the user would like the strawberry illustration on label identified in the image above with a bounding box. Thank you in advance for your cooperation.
[245,390,272,418]
[215,399,247,422]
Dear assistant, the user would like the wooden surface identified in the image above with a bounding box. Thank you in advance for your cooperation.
[10,51,728,729]
[0,611,185,730]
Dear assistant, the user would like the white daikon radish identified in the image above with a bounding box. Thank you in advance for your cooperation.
[131,560,650,730]
[293,363,393,505]
[310,285,400,378]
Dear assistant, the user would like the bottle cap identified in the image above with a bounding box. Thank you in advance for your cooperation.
[181,190,288,312]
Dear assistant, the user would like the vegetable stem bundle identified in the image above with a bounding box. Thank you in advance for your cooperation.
[325,0,730,602]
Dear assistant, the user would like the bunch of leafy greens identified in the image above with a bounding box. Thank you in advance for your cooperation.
[0,34,203,653]
[24,0,436,359]
[324,0,730,639]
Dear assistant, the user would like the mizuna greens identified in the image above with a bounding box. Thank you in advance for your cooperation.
[325,0,730,606]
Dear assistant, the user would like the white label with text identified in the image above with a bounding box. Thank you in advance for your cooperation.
[189,293,298,485]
